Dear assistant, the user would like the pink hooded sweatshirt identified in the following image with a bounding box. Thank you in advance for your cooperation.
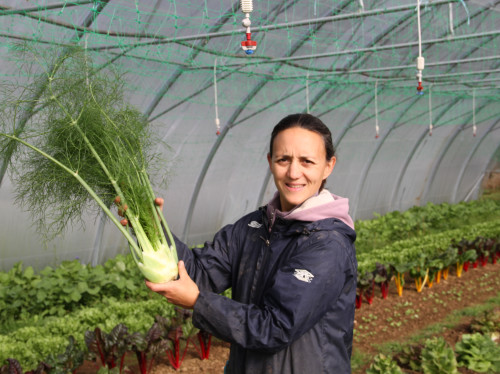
[266,189,355,229]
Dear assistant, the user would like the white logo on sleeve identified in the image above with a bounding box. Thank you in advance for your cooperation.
[248,221,262,228]
[293,269,314,283]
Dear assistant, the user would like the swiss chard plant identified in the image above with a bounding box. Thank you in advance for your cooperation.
[84,324,130,373]
[408,254,429,293]
[373,263,391,300]
[128,317,170,374]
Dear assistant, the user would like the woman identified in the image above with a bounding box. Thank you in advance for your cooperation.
[147,113,357,373]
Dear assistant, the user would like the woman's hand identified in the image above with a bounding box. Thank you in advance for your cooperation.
[145,260,200,309]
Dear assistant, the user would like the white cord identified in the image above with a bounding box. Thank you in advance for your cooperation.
[417,0,422,58]
[375,80,379,139]
[428,85,433,136]
[214,58,220,135]
[448,3,454,35]
[472,89,476,137]
[306,71,310,114]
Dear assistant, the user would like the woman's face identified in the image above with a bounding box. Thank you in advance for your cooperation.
[267,127,336,212]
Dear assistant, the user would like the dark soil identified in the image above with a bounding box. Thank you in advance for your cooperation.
[76,262,500,373]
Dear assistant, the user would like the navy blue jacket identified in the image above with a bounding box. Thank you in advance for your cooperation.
[176,206,357,373]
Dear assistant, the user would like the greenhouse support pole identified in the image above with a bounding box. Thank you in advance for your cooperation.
[451,118,500,203]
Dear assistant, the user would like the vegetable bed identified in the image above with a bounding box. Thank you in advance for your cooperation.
[2,199,499,372]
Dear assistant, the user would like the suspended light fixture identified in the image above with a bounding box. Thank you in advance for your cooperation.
[415,0,425,95]
[240,0,257,55]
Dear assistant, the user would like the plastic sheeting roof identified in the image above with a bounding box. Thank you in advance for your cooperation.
[0,0,499,270]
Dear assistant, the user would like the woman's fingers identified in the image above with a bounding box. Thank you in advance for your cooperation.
[145,261,199,309]
[154,197,164,211]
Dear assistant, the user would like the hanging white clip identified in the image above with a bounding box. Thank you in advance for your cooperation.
[240,0,257,55]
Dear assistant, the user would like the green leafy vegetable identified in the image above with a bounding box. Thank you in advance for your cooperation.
[455,333,500,373]
[420,337,458,374]
[366,353,404,374]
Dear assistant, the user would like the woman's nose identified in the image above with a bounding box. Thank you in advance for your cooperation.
[287,160,301,179]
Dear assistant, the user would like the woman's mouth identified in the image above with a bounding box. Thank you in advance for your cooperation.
[285,183,305,191]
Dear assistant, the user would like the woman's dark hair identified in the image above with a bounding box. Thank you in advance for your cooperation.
[269,113,336,160]
[269,113,336,191]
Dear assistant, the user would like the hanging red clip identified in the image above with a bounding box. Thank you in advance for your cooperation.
[241,32,257,55]
[417,81,424,94]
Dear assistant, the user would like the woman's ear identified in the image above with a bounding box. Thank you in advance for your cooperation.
[267,153,272,170]
[323,156,336,179]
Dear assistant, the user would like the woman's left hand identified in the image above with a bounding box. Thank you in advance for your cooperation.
[145,260,200,309]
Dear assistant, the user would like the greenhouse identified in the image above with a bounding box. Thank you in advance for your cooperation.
[0,0,499,373]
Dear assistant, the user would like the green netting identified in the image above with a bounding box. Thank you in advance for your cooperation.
[0,0,498,269]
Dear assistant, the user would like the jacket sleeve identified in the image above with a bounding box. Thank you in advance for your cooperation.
[173,225,234,294]
[191,228,357,353]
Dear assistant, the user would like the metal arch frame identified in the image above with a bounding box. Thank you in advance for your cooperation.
[181,0,355,241]
[349,95,422,219]
[90,0,461,51]
[413,30,500,204]
[254,0,477,209]
[451,117,500,203]
[0,1,93,16]
[0,0,111,186]
[381,4,500,209]
[387,97,500,210]
[418,99,493,204]
[146,0,305,120]
[308,1,497,217]
[215,30,500,69]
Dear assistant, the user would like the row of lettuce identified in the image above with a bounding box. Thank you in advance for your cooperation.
[1,198,499,371]
[368,333,500,374]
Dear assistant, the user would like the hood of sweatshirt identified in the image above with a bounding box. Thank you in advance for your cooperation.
[266,189,354,230]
